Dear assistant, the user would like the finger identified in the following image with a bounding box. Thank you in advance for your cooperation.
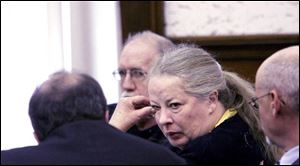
[118,96,147,110]
[135,106,156,118]
[130,95,149,104]
[130,96,150,108]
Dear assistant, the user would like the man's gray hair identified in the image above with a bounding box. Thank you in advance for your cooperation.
[125,30,174,55]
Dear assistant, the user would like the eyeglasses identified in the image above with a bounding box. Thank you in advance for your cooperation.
[112,68,147,81]
[248,92,271,111]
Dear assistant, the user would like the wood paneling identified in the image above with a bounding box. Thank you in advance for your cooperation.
[171,35,299,59]
[220,60,263,83]
[120,1,164,44]
[171,35,299,82]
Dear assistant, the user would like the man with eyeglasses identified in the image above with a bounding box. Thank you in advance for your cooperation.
[108,31,175,144]
[255,45,299,165]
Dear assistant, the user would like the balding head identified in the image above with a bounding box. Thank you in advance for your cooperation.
[256,46,299,112]
[38,71,82,100]
[29,71,107,141]
[258,46,299,73]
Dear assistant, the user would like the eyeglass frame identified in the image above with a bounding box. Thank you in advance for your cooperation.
[112,68,147,82]
[248,92,271,111]
[248,92,286,111]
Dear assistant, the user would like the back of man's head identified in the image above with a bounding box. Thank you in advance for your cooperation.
[29,71,107,141]
[256,45,299,113]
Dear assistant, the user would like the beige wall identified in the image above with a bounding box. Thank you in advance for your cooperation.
[165,1,299,37]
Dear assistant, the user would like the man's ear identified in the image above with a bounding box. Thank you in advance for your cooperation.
[269,90,281,117]
[105,110,109,122]
[33,131,40,144]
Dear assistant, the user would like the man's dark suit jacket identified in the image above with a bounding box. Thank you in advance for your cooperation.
[292,158,299,165]
[1,120,185,165]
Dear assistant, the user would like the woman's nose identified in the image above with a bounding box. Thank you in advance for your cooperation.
[156,108,173,126]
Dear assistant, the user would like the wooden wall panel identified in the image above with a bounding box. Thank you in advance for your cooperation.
[120,1,164,44]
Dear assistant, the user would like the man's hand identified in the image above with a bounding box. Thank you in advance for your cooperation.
[109,96,156,132]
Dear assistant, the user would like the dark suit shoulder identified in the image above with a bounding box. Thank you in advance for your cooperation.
[292,158,299,165]
[107,103,117,118]
[1,120,185,165]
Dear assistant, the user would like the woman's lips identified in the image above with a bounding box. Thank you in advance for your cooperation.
[166,132,182,139]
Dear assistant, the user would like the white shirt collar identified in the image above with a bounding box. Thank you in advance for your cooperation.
[280,145,299,165]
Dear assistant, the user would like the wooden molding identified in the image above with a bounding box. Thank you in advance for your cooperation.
[170,34,299,60]
[170,34,299,46]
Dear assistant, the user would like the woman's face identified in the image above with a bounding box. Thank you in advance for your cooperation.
[148,75,215,149]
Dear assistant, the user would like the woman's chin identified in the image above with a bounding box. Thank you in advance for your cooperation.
[169,137,188,149]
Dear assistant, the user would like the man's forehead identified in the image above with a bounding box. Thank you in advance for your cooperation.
[120,51,159,69]
[122,39,160,54]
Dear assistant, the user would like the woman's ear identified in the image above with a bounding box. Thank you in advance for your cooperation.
[208,91,218,114]
[209,91,218,103]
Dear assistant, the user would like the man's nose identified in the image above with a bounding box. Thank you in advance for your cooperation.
[121,72,136,91]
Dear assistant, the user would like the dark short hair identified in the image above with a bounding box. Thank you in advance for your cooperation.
[29,71,107,141]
